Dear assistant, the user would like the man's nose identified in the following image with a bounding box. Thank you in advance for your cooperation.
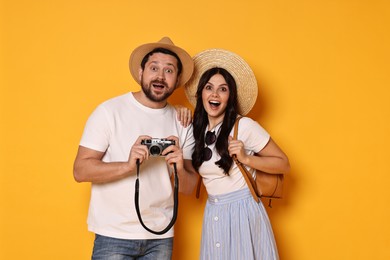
[157,70,165,80]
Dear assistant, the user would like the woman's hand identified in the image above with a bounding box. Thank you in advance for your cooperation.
[228,136,248,163]
[174,105,192,127]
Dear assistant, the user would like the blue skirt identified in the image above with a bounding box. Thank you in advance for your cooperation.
[200,188,279,260]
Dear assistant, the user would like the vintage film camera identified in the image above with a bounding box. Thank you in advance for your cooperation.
[141,138,175,156]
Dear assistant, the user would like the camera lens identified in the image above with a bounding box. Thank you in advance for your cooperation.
[149,145,161,156]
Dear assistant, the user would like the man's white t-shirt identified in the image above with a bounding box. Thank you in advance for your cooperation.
[79,92,194,239]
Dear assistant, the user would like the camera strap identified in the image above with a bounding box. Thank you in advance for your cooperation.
[134,160,179,235]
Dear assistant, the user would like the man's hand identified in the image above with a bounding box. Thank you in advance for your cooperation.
[129,135,152,167]
[163,136,184,172]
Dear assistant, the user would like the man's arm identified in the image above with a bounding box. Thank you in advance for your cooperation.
[178,159,199,195]
[73,146,133,184]
[162,136,199,195]
[73,135,151,184]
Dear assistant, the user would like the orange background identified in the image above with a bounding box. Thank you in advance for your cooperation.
[1,0,390,259]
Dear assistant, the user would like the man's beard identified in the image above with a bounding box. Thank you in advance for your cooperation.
[141,78,176,102]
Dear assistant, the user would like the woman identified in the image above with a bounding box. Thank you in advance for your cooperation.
[184,49,290,260]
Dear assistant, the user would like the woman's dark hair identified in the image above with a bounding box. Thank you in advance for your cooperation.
[140,48,183,76]
[192,67,239,175]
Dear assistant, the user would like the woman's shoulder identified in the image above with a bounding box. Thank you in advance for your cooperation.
[236,116,269,136]
[237,116,259,128]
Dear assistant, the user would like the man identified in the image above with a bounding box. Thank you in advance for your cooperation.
[73,37,198,259]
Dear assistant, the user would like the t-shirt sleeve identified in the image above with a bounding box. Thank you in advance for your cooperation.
[237,117,270,154]
[79,104,111,152]
[179,123,195,160]
[172,107,195,160]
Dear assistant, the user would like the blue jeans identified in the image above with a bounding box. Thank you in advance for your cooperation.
[92,234,173,260]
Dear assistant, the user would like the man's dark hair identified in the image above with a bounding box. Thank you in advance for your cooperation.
[140,48,183,75]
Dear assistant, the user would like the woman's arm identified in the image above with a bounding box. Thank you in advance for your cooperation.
[229,137,290,174]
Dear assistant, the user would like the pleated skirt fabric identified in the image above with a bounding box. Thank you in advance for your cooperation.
[200,188,279,260]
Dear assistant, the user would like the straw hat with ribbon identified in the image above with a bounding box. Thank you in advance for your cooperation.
[184,48,258,115]
[129,37,194,88]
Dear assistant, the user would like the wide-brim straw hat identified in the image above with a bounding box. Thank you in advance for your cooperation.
[184,48,258,115]
[129,37,194,88]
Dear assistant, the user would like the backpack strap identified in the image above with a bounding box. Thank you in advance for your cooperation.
[232,116,260,203]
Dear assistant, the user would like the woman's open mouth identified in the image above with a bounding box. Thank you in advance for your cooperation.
[209,100,221,108]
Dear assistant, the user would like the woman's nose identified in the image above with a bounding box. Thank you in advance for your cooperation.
[211,90,218,96]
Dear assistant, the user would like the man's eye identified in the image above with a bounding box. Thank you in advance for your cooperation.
[166,69,173,73]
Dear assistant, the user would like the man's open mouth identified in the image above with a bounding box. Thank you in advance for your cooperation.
[152,80,167,90]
